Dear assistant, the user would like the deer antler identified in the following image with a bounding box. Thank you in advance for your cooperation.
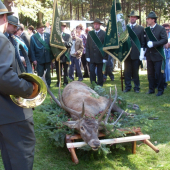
[58,84,82,119]
[104,85,117,124]
[41,71,61,107]
[98,87,112,122]
[80,102,85,118]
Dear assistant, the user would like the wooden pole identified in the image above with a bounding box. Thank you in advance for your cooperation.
[67,135,150,148]
[121,64,123,91]
[137,132,159,153]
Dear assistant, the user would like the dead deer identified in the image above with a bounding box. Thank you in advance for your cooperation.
[42,78,128,150]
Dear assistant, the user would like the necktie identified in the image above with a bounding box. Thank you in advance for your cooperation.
[96,31,98,36]
[151,28,154,32]
[41,34,44,40]
[131,25,134,30]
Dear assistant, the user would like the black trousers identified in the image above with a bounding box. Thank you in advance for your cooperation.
[0,117,36,170]
[124,58,140,91]
[55,60,68,85]
[81,54,89,77]
[90,63,103,86]
[36,62,51,87]
[147,60,164,93]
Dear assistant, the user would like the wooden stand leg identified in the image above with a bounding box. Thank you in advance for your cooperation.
[132,141,136,154]
[70,148,79,164]
[66,135,79,164]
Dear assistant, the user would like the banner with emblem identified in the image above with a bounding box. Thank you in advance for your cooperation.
[103,0,131,64]
[50,0,67,61]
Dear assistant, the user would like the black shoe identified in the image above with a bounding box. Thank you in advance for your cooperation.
[146,91,155,94]
[156,92,163,96]
[78,78,83,81]
[134,90,139,93]
[123,89,130,93]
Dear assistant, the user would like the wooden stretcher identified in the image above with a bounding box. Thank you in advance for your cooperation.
[65,127,159,164]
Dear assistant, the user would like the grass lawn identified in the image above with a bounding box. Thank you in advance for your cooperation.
[0,70,170,170]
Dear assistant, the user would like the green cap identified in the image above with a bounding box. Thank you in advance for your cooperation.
[146,11,158,19]
[91,18,104,24]
[7,15,20,26]
[0,0,14,16]
[128,11,140,19]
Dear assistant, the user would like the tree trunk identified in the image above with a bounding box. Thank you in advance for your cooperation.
[70,0,72,20]
[37,11,43,23]
[90,0,93,20]
[139,0,141,25]
[3,0,12,11]
[78,3,79,20]
[81,3,84,18]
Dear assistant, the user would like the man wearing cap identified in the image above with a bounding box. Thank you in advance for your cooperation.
[30,23,53,88]
[0,1,36,169]
[4,15,18,46]
[145,11,167,96]
[124,11,145,93]
[55,22,72,87]
[86,18,108,86]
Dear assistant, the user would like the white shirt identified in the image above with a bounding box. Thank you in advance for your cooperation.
[38,32,44,41]
[130,23,137,27]
[70,40,76,56]
[150,23,157,29]
[95,29,101,34]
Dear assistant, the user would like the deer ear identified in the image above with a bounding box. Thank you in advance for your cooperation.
[63,121,79,129]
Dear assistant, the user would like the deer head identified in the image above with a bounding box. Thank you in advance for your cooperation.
[61,87,117,150]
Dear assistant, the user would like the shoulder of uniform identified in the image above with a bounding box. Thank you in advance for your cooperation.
[0,32,9,42]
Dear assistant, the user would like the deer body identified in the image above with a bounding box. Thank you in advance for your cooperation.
[62,81,108,119]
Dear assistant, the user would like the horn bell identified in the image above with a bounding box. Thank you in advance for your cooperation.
[10,73,47,108]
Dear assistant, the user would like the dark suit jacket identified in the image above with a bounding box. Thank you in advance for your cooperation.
[145,24,168,61]
[0,32,33,125]
[60,32,72,63]
[86,29,108,63]
[30,32,53,64]
[21,32,31,61]
[128,24,145,60]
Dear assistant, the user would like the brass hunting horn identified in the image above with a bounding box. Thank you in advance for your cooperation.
[10,36,47,108]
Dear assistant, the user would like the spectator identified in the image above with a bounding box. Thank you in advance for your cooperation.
[76,24,89,78]
[28,25,35,36]
[69,29,84,81]
[162,23,170,85]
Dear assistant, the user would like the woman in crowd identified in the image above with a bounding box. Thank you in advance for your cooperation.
[162,23,170,84]
[28,25,35,36]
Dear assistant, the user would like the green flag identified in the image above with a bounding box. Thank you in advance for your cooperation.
[50,0,67,61]
[103,0,131,64]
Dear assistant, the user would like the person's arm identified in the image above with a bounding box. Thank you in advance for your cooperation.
[85,34,90,62]
[152,27,168,47]
[76,39,84,58]
[0,34,33,98]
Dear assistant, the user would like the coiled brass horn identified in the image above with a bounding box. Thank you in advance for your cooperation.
[10,36,47,108]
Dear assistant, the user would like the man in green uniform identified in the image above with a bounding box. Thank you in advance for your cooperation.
[0,1,36,169]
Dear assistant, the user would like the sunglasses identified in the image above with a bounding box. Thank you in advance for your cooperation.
[165,29,169,31]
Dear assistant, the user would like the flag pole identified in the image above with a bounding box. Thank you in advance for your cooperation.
[121,64,123,91]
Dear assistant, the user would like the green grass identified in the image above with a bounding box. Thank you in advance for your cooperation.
[1,70,170,170]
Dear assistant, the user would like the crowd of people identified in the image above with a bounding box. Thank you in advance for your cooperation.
[0,0,170,168]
